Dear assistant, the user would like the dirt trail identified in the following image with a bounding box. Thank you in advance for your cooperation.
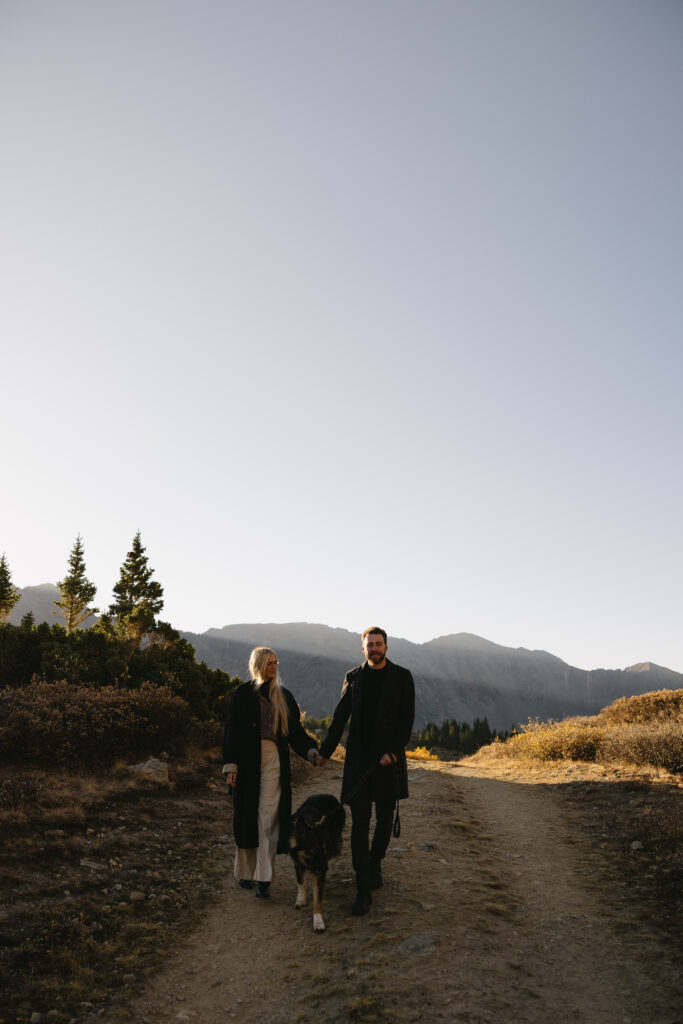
[107,758,681,1024]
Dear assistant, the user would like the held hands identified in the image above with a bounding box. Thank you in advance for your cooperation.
[379,753,397,767]
[314,753,327,768]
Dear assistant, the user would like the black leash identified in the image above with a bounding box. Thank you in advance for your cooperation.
[338,758,401,838]
[340,760,379,805]
[392,761,401,838]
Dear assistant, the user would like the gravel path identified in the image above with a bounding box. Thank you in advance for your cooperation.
[107,757,682,1024]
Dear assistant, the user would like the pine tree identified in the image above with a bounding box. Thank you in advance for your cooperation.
[0,553,20,623]
[54,534,99,634]
[109,531,164,637]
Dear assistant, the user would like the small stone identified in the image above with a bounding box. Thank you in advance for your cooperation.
[630,841,644,851]
[399,931,439,955]
[30,1014,44,1024]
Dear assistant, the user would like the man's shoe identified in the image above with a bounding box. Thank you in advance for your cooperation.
[351,887,372,915]
[239,879,254,890]
[368,858,383,890]
[255,881,271,898]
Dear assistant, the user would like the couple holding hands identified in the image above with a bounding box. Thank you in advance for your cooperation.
[223,626,415,915]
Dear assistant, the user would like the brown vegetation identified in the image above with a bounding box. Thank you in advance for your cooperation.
[0,754,232,1024]
[484,689,682,937]
[0,681,221,768]
[504,688,683,774]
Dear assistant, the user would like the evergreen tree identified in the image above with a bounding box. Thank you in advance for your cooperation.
[0,553,20,623]
[108,531,164,637]
[54,534,99,634]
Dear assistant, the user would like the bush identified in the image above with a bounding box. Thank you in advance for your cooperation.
[504,689,682,773]
[600,688,683,726]
[0,680,211,768]
[507,718,605,762]
[599,722,683,774]
[0,622,238,723]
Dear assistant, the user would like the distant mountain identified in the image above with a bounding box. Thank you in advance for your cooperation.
[182,622,683,730]
[9,583,97,629]
[11,591,680,730]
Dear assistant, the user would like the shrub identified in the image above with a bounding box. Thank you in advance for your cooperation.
[0,680,209,768]
[407,746,439,761]
[599,722,683,774]
[504,689,682,773]
[600,688,683,726]
[507,718,604,762]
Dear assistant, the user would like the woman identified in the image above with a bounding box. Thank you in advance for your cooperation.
[223,646,318,897]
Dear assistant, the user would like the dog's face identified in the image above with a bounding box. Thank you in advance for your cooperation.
[290,794,346,870]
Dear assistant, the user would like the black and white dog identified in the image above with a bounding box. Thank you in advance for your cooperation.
[289,794,346,931]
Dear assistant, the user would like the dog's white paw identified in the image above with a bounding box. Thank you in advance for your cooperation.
[313,913,325,932]
[295,885,307,909]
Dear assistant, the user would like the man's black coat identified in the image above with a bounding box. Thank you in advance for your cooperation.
[319,659,415,803]
[223,682,315,853]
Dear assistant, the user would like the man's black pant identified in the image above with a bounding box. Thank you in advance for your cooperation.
[349,781,395,881]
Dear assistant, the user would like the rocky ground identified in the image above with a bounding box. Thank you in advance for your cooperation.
[1,753,680,1024]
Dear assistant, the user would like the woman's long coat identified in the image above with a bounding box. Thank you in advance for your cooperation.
[319,659,415,803]
[223,682,316,854]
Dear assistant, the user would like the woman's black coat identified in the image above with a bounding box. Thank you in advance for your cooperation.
[319,659,415,803]
[223,681,316,853]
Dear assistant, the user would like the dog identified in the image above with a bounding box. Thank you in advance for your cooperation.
[289,793,346,931]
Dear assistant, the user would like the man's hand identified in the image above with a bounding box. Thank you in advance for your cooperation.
[227,772,237,787]
[379,753,396,767]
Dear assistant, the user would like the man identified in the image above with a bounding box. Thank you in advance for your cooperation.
[317,626,415,915]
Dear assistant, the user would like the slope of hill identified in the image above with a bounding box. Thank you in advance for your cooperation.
[10,590,681,731]
[9,583,97,629]
[184,622,683,730]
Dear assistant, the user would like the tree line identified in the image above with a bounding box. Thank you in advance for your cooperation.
[415,716,509,755]
[0,534,237,722]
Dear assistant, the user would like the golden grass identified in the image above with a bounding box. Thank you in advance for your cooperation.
[407,746,439,761]
[503,689,682,773]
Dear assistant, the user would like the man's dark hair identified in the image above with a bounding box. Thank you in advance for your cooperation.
[361,626,387,644]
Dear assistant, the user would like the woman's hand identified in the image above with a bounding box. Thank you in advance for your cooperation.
[227,772,237,787]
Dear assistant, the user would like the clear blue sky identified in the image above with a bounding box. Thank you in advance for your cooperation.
[2,1,681,672]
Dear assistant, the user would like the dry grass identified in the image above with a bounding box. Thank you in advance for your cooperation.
[481,690,682,938]
[504,689,682,774]
[0,753,231,1024]
[405,746,439,762]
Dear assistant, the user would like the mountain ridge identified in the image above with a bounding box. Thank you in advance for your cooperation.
[9,590,681,730]
[185,621,682,730]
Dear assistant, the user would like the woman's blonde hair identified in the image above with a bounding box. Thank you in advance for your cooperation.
[248,646,289,737]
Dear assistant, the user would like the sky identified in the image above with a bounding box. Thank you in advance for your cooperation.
[2,0,682,673]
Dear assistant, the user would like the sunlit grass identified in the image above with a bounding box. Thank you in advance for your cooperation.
[503,689,682,773]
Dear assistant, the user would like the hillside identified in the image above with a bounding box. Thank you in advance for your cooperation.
[9,583,97,630]
[183,622,683,730]
[9,589,681,731]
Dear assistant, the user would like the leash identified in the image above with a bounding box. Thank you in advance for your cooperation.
[392,761,401,838]
[340,760,379,805]
[338,758,401,838]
